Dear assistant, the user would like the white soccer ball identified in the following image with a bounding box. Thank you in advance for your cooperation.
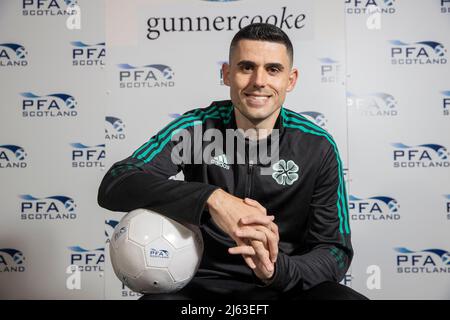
[109,208,203,294]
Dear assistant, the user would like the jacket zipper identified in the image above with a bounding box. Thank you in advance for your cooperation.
[245,161,254,198]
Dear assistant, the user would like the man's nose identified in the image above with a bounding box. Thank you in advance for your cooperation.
[252,67,267,88]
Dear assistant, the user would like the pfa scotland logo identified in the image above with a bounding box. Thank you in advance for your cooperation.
[345,0,396,14]
[349,195,400,221]
[71,143,105,168]
[319,58,341,83]
[392,143,449,168]
[149,248,170,259]
[347,92,398,116]
[0,248,26,272]
[118,64,175,89]
[0,43,28,67]
[395,247,450,274]
[21,92,78,118]
[68,246,105,272]
[390,40,447,65]
[105,116,126,140]
[19,194,77,221]
[22,0,78,16]
[71,41,105,66]
[0,145,27,168]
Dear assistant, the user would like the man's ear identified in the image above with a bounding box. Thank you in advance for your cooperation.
[286,68,299,92]
[222,63,230,87]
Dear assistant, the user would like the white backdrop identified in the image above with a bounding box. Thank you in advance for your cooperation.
[0,0,448,300]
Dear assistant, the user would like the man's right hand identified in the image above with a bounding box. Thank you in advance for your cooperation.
[206,189,277,273]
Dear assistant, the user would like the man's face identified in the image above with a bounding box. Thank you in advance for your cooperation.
[222,39,298,126]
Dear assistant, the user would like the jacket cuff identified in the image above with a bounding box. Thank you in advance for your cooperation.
[252,264,277,287]
[256,252,297,292]
[196,186,221,226]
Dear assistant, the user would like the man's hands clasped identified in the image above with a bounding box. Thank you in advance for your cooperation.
[207,189,279,281]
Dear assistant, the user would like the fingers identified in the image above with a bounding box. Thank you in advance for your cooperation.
[228,245,255,256]
[234,227,268,244]
[236,220,279,263]
[240,215,274,227]
[228,242,273,274]
[244,198,267,214]
[244,256,256,269]
[234,238,256,269]
[251,240,273,273]
[254,225,278,263]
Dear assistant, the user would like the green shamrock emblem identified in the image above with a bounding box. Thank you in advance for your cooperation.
[272,160,299,186]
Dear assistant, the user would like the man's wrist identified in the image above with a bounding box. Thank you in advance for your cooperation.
[206,188,226,212]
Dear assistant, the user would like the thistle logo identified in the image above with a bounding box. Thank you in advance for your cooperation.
[105,116,126,140]
[395,247,450,274]
[444,195,450,220]
[149,248,170,259]
[71,143,105,168]
[349,195,400,221]
[319,58,341,83]
[389,40,447,65]
[105,219,119,243]
[117,64,175,89]
[22,0,78,16]
[19,194,77,221]
[392,143,450,168]
[0,145,27,169]
[0,249,26,273]
[298,111,328,129]
[21,92,78,118]
[71,41,105,66]
[0,43,28,67]
[442,0,450,13]
[347,92,398,116]
[442,91,450,116]
[68,246,104,272]
[345,0,396,14]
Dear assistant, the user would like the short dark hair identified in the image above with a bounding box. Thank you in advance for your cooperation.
[229,23,294,65]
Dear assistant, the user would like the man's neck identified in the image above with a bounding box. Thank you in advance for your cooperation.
[234,108,280,141]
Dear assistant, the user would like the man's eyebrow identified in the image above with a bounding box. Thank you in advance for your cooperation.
[237,60,256,67]
[265,63,284,71]
[236,60,285,71]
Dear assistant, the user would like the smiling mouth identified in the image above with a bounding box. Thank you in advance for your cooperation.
[244,93,271,98]
[244,93,272,105]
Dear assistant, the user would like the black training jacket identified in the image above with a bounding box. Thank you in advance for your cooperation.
[98,100,353,292]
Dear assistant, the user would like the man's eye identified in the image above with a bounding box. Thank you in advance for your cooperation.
[241,65,253,71]
[268,67,280,73]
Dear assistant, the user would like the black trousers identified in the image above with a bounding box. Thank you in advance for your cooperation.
[139,277,368,300]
